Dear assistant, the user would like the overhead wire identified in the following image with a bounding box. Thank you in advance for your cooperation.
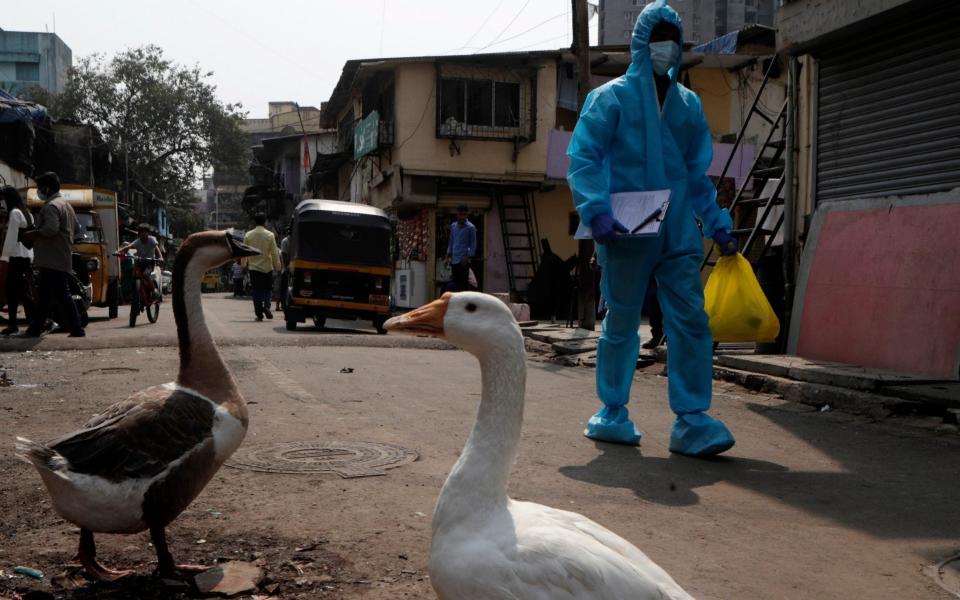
[396,80,436,150]
[509,32,571,52]
[474,13,569,51]
[185,0,326,81]
[379,0,387,55]
[474,0,533,52]
[442,0,509,55]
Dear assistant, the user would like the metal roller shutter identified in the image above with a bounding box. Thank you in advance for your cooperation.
[816,4,960,203]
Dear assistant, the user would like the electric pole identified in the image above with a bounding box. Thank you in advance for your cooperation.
[572,0,596,330]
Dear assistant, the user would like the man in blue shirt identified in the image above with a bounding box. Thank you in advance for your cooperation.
[445,205,477,292]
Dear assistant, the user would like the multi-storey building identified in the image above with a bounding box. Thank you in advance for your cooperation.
[0,29,71,97]
[599,0,776,46]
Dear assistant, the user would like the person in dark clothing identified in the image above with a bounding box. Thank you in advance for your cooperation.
[642,276,664,349]
[21,172,85,338]
[2,186,34,334]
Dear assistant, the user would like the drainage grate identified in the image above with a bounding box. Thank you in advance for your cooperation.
[924,553,960,598]
[226,441,418,478]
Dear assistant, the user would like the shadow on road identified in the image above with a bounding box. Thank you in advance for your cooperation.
[560,403,960,544]
[559,441,786,507]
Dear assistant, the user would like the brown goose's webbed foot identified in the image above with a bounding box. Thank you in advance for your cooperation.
[150,523,208,580]
[77,529,134,582]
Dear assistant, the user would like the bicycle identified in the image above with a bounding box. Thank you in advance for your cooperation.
[117,253,162,327]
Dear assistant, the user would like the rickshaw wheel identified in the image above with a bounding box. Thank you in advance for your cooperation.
[286,319,297,331]
[373,315,388,335]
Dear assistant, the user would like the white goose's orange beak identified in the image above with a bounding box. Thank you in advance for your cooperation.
[384,293,451,337]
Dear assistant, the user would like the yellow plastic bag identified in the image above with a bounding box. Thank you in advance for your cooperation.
[704,254,780,343]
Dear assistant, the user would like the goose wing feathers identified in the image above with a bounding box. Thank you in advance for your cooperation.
[48,385,215,482]
[434,500,692,600]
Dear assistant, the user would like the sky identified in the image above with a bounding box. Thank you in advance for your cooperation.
[5,0,598,118]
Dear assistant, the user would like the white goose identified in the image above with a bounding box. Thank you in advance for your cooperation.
[386,292,694,600]
[16,231,260,581]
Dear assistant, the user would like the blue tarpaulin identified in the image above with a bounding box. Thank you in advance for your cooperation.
[0,89,48,124]
[692,30,740,55]
[692,25,776,55]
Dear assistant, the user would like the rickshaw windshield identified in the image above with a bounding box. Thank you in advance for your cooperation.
[294,213,391,268]
[75,213,102,244]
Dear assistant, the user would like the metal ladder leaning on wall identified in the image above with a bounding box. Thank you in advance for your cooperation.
[702,56,788,273]
[497,193,540,301]
[701,57,789,355]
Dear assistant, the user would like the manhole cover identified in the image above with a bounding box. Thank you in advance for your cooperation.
[924,553,960,598]
[226,441,418,478]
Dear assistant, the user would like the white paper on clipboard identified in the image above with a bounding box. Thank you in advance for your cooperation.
[574,190,671,240]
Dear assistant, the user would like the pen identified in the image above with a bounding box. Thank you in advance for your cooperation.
[630,207,663,234]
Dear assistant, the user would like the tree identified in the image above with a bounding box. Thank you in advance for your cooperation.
[34,46,249,237]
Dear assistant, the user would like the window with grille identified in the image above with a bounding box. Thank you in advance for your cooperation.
[436,63,536,142]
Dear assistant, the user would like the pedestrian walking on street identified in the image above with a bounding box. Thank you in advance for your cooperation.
[242,213,281,321]
[445,205,476,292]
[2,186,34,335]
[20,172,85,338]
[567,1,739,456]
[231,260,245,296]
[277,228,290,311]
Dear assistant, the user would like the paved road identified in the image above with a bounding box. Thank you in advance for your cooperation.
[1,294,958,599]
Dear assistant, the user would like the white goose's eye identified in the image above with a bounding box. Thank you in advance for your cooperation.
[465,303,478,313]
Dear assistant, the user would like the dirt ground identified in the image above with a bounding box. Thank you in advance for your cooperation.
[0,296,958,599]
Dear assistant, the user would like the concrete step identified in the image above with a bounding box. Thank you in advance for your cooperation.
[714,354,939,392]
[712,365,939,421]
[525,327,600,345]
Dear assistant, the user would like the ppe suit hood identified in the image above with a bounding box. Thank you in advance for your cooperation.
[629,0,684,82]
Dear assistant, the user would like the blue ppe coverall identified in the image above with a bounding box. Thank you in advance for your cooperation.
[567,0,735,456]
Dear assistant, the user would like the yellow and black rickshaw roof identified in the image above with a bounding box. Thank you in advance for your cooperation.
[294,199,390,229]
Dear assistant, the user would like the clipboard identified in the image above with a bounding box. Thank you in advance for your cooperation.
[575,190,671,240]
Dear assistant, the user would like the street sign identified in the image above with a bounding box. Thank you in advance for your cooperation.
[354,110,379,160]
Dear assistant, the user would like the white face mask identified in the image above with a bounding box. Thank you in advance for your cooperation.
[649,40,680,76]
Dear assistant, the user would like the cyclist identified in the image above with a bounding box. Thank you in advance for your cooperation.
[118,224,163,298]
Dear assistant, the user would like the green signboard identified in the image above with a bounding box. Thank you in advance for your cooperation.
[354,110,380,160]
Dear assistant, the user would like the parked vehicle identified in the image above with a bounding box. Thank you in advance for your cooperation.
[283,199,393,333]
[16,252,91,330]
[68,252,93,327]
[201,271,221,292]
[24,186,121,318]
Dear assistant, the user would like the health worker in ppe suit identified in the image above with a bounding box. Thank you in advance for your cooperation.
[567,0,739,456]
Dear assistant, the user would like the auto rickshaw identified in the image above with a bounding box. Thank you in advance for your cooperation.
[284,199,392,333]
[24,186,121,318]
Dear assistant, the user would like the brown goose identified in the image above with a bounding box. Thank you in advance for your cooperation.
[16,231,259,581]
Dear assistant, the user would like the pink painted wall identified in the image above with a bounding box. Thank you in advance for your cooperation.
[795,202,960,378]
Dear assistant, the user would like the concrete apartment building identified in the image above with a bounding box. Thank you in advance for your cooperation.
[208,102,325,230]
[599,0,776,45]
[0,29,71,97]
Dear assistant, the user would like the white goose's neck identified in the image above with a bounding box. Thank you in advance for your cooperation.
[434,337,526,529]
[174,254,237,401]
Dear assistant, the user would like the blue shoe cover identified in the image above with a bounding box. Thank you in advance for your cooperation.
[669,412,735,457]
[584,406,642,445]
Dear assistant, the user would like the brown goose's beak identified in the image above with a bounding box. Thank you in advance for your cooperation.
[384,293,451,337]
[227,234,260,258]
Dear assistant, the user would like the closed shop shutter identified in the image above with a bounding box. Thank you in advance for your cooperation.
[816,4,960,203]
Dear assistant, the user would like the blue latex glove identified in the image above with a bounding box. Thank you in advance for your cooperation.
[590,213,629,245]
[712,230,738,256]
